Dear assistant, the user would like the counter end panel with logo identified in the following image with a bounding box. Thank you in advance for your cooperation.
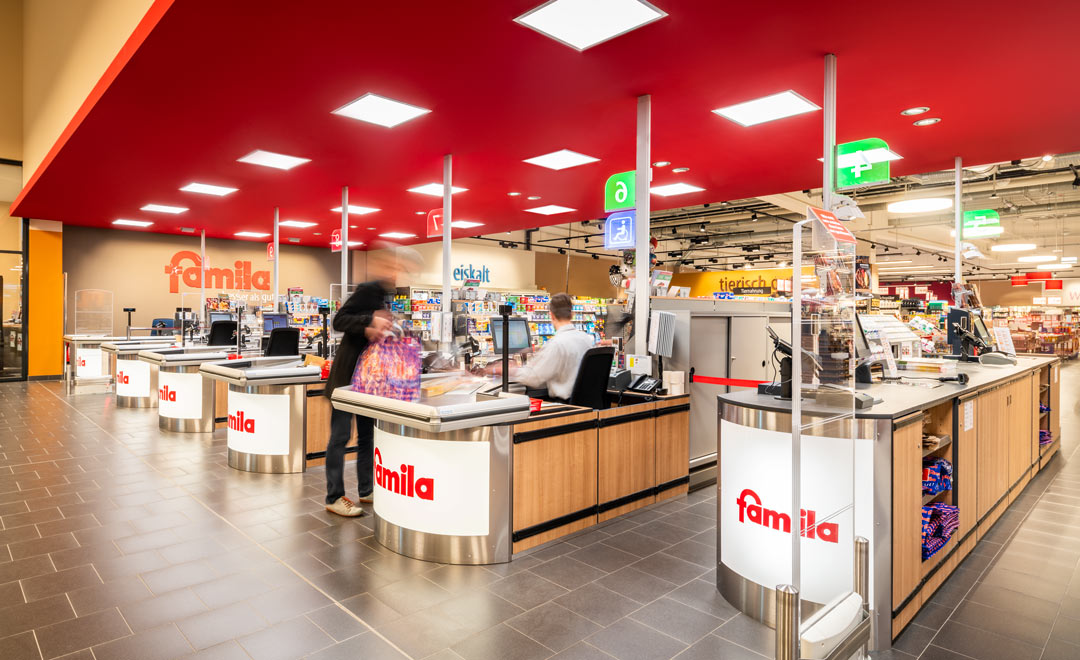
[157,371,204,419]
[373,427,490,537]
[115,359,151,398]
[75,347,104,379]
[226,391,292,455]
[719,419,872,607]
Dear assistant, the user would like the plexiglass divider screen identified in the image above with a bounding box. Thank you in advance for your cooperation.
[73,289,113,336]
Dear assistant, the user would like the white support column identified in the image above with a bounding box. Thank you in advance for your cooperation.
[272,207,280,311]
[199,230,206,325]
[954,157,963,284]
[442,154,453,347]
[634,94,651,357]
[822,53,837,212]
[341,186,349,293]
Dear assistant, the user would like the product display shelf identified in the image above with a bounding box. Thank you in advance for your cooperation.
[917,400,957,565]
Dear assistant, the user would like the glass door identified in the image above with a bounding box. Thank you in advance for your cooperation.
[0,214,27,381]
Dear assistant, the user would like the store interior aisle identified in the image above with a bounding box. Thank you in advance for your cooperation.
[0,368,1076,660]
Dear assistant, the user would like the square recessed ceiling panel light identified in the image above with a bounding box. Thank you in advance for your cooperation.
[279,220,317,228]
[523,149,600,170]
[113,219,153,227]
[332,93,431,127]
[712,91,820,127]
[525,205,575,215]
[451,221,484,228]
[235,231,271,238]
[407,183,468,196]
[237,149,311,170]
[140,204,188,214]
[379,232,417,239]
[650,182,705,196]
[515,0,667,51]
[180,182,237,196]
[330,205,381,215]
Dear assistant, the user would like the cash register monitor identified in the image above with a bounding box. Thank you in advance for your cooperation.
[490,317,531,354]
[209,312,234,325]
[971,313,994,348]
[262,313,289,333]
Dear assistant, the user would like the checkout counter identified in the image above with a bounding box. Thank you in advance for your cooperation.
[64,335,131,393]
[101,340,178,407]
[332,379,691,565]
[199,357,322,474]
[715,356,1061,650]
[138,347,233,432]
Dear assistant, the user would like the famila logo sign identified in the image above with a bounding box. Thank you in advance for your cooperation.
[736,488,838,543]
[375,448,434,500]
[164,251,271,294]
[227,410,256,433]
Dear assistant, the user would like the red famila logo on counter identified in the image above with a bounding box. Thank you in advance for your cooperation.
[117,371,129,384]
[164,251,271,294]
[78,358,86,367]
[736,488,838,543]
[374,448,434,500]
[159,385,177,402]
[227,411,255,433]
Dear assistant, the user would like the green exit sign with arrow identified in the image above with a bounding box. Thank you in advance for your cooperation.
[836,137,901,189]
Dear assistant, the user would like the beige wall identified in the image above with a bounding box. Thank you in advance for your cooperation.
[22,0,154,184]
[369,240,538,291]
[976,279,1080,307]
[62,226,343,335]
[535,251,622,299]
[0,0,21,161]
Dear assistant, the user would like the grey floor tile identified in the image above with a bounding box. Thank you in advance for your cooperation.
[570,543,640,573]
[549,642,616,659]
[1042,638,1080,660]
[487,570,569,610]
[714,614,773,657]
[370,574,454,616]
[916,646,973,660]
[305,631,407,660]
[507,601,601,652]
[630,597,722,644]
[237,616,335,660]
[630,553,708,585]
[556,583,642,627]
[587,617,688,660]
[531,556,607,590]
[659,540,714,569]
[597,566,677,604]
[673,634,767,660]
[600,531,673,558]
[305,604,369,642]
[92,623,194,660]
[949,599,1053,647]
[892,623,936,656]
[452,623,551,660]
[665,579,738,620]
[933,620,1042,660]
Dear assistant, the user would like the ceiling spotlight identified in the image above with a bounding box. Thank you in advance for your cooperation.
[871,243,876,249]
[1042,155,1053,162]
[708,258,718,264]
[883,246,889,252]
[912,117,941,127]
[699,223,706,232]
[653,161,671,167]
[1071,165,1080,188]
[671,167,690,173]
[558,248,566,255]
[527,195,542,200]
[900,106,930,116]
[584,236,590,243]
[508,192,522,196]
[751,212,758,221]
[592,254,599,260]
[915,249,921,256]
[564,239,570,245]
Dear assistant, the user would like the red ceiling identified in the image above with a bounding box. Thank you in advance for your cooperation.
[13,0,1080,249]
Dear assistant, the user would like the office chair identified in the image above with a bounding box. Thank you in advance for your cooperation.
[264,327,300,356]
[150,318,174,337]
[207,320,237,346]
[567,346,615,410]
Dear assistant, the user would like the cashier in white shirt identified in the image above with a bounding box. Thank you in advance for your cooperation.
[508,293,595,400]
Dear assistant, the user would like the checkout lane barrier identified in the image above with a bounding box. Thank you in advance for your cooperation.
[688,368,769,389]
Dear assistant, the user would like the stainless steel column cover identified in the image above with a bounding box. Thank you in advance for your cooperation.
[372,421,512,565]
[716,401,881,634]
[226,382,307,474]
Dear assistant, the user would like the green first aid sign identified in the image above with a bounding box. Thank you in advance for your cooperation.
[836,137,898,189]
[604,170,635,211]
[962,209,1002,238]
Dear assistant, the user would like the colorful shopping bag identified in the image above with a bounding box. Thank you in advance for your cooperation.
[350,336,422,402]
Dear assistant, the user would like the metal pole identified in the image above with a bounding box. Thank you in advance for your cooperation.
[443,154,453,349]
[272,207,280,312]
[341,186,349,294]
[823,54,837,212]
[791,219,809,594]
[854,536,870,613]
[199,230,206,328]
[634,94,651,357]
[775,584,800,660]
[954,157,963,284]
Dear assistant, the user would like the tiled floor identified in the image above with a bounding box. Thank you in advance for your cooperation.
[0,370,1075,660]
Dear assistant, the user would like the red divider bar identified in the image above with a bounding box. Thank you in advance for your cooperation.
[690,375,768,388]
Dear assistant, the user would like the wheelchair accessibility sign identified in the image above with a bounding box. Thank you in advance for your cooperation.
[604,210,636,250]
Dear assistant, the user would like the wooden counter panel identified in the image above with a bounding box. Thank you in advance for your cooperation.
[305,388,356,468]
[957,397,978,538]
[513,428,598,534]
[513,410,597,436]
[892,413,924,610]
[976,387,1007,520]
[1050,363,1061,443]
[513,516,595,554]
[1007,376,1033,490]
[598,403,656,522]
[214,381,228,427]
[655,408,689,487]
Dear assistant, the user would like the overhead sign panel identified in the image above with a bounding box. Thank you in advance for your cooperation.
[962,209,1002,238]
[604,170,635,212]
[604,210,636,250]
[807,206,856,244]
[836,137,899,189]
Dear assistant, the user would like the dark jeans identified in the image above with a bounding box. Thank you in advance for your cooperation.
[325,407,374,504]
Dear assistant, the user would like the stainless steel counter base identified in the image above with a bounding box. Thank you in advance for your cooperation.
[158,364,216,433]
[226,383,307,474]
[372,421,511,565]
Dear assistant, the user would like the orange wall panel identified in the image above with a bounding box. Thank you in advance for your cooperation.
[28,223,63,377]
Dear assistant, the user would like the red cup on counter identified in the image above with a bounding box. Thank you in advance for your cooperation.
[529,398,543,413]
[227,353,241,359]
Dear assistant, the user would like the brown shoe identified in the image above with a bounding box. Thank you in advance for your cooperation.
[325,496,364,517]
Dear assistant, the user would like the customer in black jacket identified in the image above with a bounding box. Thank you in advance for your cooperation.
[323,247,422,517]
